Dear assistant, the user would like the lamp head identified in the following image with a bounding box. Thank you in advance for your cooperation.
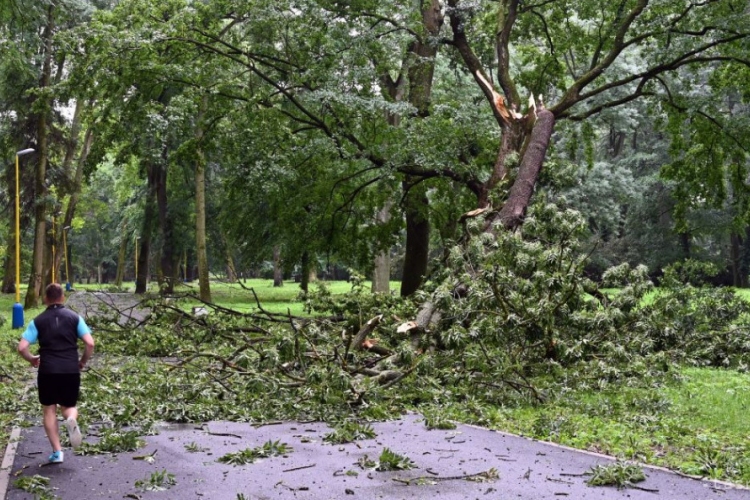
[16,148,35,156]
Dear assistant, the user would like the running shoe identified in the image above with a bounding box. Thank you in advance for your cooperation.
[65,417,82,449]
[48,450,64,463]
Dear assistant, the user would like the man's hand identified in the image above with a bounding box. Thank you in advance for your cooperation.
[30,355,40,368]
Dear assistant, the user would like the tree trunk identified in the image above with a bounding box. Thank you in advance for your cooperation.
[731,229,750,288]
[115,232,127,287]
[398,0,443,297]
[273,245,283,287]
[136,161,159,293]
[679,232,691,259]
[495,110,556,229]
[195,96,211,301]
[372,204,392,293]
[300,251,310,293]
[24,4,54,309]
[53,103,93,284]
[157,141,177,295]
[225,253,237,282]
[400,180,430,297]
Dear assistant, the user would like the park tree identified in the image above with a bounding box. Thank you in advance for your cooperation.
[50,0,749,303]
[660,62,750,286]
[157,0,749,297]
[67,0,231,297]
[0,0,100,307]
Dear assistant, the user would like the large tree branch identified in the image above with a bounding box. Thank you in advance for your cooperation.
[446,0,518,127]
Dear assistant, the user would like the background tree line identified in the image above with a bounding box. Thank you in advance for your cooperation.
[1,0,748,307]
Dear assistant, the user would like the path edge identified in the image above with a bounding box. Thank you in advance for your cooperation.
[462,421,750,492]
[0,425,22,499]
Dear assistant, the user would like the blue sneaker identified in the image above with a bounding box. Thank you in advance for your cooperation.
[48,450,64,463]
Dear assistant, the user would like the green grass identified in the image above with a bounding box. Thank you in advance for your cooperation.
[664,367,750,438]
[73,278,399,316]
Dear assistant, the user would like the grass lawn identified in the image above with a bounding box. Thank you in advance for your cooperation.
[73,278,398,316]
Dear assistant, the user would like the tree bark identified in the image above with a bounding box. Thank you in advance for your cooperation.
[115,232,127,287]
[157,140,178,294]
[136,155,160,294]
[399,0,443,297]
[195,96,212,301]
[400,180,430,297]
[273,245,283,287]
[372,203,392,294]
[495,110,556,230]
[24,4,54,309]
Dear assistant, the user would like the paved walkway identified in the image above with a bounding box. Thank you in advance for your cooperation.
[3,413,749,500]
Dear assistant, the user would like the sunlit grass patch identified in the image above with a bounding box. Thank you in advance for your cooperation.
[663,368,750,440]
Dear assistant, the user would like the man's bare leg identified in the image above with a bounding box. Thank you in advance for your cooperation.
[42,404,61,452]
[60,406,78,421]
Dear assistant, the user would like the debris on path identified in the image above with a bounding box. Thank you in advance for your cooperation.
[5,414,750,500]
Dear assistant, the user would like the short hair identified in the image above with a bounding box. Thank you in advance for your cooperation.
[45,283,64,302]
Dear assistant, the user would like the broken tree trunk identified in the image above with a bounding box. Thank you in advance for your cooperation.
[494,109,555,230]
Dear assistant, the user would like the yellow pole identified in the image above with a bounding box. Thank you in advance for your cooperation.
[13,148,33,328]
[15,154,20,303]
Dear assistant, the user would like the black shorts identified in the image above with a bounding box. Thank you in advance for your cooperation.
[37,373,81,408]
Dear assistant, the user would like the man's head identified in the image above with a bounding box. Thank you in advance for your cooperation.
[44,283,65,304]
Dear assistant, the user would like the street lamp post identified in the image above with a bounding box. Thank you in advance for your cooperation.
[13,148,34,329]
[63,226,71,291]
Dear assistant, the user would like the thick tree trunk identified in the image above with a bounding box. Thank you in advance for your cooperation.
[24,4,54,309]
[195,97,211,301]
[136,158,159,294]
[679,232,691,259]
[495,110,556,230]
[398,1,442,297]
[300,251,310,293]
[157,142,177,295]
[135,235,150,293]
[400,180,430,297]
[741,226,750,288]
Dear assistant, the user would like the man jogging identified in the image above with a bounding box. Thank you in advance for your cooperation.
[17,283,95,463]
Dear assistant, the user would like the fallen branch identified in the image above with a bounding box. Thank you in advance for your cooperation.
[393,467,499,485]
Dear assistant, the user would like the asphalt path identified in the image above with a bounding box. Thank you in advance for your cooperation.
[3,413,750,500]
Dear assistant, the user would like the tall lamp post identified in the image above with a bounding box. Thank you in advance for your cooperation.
[63,226,71,291]
[13,148,35,329]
